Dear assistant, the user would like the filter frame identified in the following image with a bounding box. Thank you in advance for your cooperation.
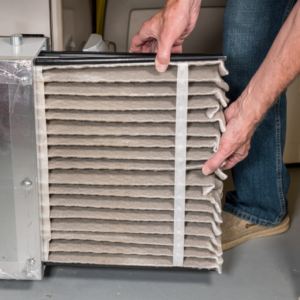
[35,51,226,66]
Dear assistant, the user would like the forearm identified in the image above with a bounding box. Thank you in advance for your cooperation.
[238,1,300,125]
[166,0,202,9]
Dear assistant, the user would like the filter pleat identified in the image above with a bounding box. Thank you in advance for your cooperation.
[49,240,223,264]
[50,195,218,212]
[47,146,214,161]
[48,158,208,171]
[50,207,222,225]
[46,120,221,138]
[48,185,223,213]
[47,135,218,149]
[48,170,219,190]
[44,81,226,97]
[50,219,221,243]
[45,95,223,112]
[45,109,225,130]
[48,252,221,273]
[42,64,228,91]
[50,232,222,256]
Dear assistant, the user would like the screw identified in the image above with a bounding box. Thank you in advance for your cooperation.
[21,177,33,190]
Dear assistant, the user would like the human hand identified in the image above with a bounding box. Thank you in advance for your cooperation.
[129,0,202,72]
[202,95,261,175]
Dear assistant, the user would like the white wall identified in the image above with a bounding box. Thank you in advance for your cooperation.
[62,0,93,51]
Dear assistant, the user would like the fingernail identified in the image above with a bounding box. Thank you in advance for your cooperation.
[202,165,212,176]
[129,50,133,53]
[155,62,167,72]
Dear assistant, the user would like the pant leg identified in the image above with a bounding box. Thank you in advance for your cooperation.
[222,0,297,226]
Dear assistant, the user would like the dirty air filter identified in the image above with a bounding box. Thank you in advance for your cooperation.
[34,53,228,274]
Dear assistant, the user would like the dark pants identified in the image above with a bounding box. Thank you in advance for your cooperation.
[223,0,297,225]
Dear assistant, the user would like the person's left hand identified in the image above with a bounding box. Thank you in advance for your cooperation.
[202,97,259,175]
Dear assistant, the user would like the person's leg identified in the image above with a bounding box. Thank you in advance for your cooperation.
[222,0,297,226]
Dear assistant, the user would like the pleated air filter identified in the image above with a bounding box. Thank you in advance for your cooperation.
[34,58,228,274]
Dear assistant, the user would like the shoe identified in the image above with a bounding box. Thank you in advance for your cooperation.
[221,211,290,250]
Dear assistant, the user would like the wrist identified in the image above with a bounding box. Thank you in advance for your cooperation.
[235,84,266,128]
[238,58,283,125]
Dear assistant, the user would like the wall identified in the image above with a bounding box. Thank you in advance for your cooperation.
[62,0,93,51]
[284,76,300,163]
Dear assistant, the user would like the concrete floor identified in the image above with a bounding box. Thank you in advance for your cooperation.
[1,167,300,300]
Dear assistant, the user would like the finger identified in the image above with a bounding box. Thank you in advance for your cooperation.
[142,40,154,53]
[129,20,155,52]
[130,32,144,52]
[221,144,250,170]
[221,153,246,171]
[171,44,183,53]
[155,29,179,72]
[141,46,152,53]
[223,101,238,121]
[154,40,158,53]
[202,144,234,175]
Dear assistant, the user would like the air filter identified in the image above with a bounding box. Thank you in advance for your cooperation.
[34,55,228,274]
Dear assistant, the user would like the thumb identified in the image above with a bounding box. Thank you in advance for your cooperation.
[202,149,228,176]
[155,33,175,72]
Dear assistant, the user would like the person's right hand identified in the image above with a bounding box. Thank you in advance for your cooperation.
[129,0,202,72]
